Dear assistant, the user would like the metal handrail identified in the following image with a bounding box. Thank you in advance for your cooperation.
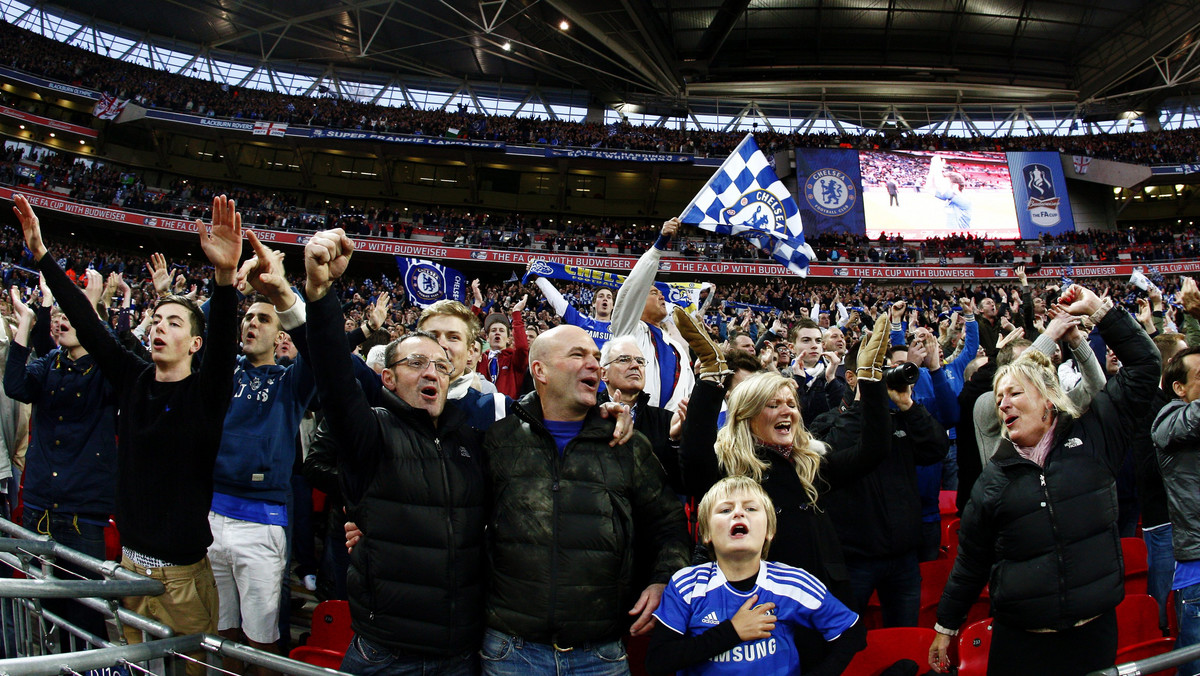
[1088,642,1200,676]
[0,634,346,676]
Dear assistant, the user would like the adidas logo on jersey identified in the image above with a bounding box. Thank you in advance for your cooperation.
[701,611,720,625]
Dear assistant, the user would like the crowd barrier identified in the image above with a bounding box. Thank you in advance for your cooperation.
[0,519,344,676]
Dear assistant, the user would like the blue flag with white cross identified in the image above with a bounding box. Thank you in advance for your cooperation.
[679,134,814,276]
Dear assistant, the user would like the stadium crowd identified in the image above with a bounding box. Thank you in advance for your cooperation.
[0,191,1192,674]
[1,14,1199,674]
[2,20,1200,165]
[4,140,1200,271]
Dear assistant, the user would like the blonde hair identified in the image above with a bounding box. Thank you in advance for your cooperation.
[715,372,826,506]
[418,300,481,344]
[993,349,1080,439]
[697,476,777,558]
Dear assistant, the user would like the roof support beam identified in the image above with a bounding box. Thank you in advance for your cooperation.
[688,0,750,62]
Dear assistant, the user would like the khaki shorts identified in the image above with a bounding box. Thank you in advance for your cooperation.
[121,555,219,676]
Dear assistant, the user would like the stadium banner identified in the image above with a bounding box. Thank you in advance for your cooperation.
[309,128,506,149]
[0,186,1176,281]
[544,148,693,163]
[394,257,469,308]
[1151,164,1200,176]
[794,148,867,236]
[521,259,706,311]
[1007,151,1076,238]
[0,106,98,138]
[0,66,99,100]
[859,150,1020,239]
[143,109,261,132]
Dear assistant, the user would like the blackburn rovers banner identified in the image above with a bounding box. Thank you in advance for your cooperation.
[1007,151,1076,238]
[395,257,468,308]
[794,148,867,236]
[679,134,815,276]
[522,259,707,312]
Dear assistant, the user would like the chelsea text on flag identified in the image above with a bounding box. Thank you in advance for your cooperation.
[679,134,814,276]
[395,257,468,308]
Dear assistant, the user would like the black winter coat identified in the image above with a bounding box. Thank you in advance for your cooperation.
[815,398,949,560]
[937,306,1160,631]
[483,392,690,646]
[307,291,489,657]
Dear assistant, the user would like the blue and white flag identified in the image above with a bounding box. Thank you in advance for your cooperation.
[680,134,815,276]
[395,257,468,309]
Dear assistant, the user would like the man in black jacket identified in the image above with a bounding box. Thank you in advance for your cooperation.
[481,324,689,674]
[598,335,682,494]
[813,376,949,626]
[303,228,488,675]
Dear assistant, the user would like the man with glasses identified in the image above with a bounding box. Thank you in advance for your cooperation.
[302,228,487,675]
[599,336,684,494]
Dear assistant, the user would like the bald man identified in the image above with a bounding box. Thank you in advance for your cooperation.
[480,325,689,673]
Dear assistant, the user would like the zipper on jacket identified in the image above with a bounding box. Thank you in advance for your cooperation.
[435,438,457,632]
[548,438,562,638]
[1040,472,1069,608]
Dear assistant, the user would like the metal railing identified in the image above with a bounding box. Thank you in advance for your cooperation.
[1088,642,1200,676]
[0,518,346,676]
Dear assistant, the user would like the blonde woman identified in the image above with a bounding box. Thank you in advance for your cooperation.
[676,310,894,673]
[929,284,1160,676]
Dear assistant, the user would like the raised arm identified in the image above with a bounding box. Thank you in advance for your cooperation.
[304,229,383,470]
[612,219,678,337]
[15,195,143,389]
[531,268,570,317]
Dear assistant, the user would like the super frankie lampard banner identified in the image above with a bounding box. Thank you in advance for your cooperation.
[395,257,468,308]
[679,134,814,276]
[1007,151,1076,239]
[794,148,867,236]
[522,259,707,312]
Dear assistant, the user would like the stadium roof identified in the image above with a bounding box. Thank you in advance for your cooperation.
[24,0,1200,127]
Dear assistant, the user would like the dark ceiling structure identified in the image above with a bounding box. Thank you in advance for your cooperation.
[25,0,1200,128]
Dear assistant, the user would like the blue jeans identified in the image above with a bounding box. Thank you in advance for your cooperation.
[480,629,629,676]
[1144,525,1173,633]
[846,552,922,627]
[22,509,108,646]
[1176,582,1200,676]
[340,634,479,676]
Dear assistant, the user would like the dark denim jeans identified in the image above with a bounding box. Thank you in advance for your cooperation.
[21,509,109,646]
[1143,524,1173,633]
[341,634,479,676]
[846,552,922,627]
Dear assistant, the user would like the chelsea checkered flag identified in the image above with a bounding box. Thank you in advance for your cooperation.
[679,134,814,276]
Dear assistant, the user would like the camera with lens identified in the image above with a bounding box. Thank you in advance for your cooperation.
[883,362,920,391]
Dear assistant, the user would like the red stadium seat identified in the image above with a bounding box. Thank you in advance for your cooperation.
[956,619,992,676]
[939,491,956,518]
[1123,537,1149,596]
[307,600,354,653]
[1118,594,1164,649]
[1112,637,1177,676]
[288,646,345,670]
[941,518,960,560]
[843,627,937,676]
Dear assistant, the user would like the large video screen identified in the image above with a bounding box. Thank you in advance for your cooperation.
[858,150,1021,239]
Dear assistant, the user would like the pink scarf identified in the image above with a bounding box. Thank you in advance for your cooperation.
[1015,417,1059,467]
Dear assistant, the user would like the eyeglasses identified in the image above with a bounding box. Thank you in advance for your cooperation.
[386,354,455,377]
[603,354,646,368]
